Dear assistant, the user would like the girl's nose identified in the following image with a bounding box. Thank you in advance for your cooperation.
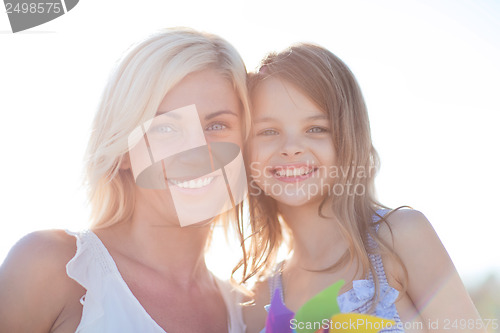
[280,137,304,157]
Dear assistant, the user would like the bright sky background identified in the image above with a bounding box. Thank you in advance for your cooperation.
[1,0,499,288]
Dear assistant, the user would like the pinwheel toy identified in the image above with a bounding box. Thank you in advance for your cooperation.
[265,280,395,333]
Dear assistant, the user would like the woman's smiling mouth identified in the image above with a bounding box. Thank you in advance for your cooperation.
[169,176,215,189]
[167,175,217,194]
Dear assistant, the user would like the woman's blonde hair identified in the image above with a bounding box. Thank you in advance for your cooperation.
[238,43,407,305]
[85,27,250,230]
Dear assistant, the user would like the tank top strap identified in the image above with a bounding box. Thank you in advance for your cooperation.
[65,230,246,333]
[65,230,120,332]
[266,261,285,305]
[65,230,119,289]
[367,209,392,284]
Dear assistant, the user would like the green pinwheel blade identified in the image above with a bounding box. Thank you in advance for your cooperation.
[294,280,344,333]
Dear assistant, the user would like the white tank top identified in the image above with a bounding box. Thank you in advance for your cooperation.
[66,230,246,333]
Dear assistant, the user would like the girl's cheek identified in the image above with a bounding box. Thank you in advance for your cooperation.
[249,148,270,179]
[247,139,259,161]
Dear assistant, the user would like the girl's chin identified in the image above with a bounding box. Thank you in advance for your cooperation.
[257,181,331,207]
[268,193,326,208]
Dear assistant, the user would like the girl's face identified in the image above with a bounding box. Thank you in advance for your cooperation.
[248,77,336,207]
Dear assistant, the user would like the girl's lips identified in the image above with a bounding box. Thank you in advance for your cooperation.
[270,164,318,183]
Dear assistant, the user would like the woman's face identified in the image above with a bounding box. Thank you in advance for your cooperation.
[128,69,246,227]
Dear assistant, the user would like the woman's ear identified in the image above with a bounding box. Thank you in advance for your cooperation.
[119,153,132,170]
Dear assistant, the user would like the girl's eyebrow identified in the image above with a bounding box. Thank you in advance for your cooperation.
[308,114,329,120]
[254,114,328,123]
[254,116,276,124]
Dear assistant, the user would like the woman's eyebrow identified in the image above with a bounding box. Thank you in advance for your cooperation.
[205,110,238,120]
[155,111,181,119]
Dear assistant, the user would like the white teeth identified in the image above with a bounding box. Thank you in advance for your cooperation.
[275,167,313,177]
[170,176,214,189]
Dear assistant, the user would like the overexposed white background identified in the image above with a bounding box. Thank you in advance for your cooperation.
[1,0,499,288]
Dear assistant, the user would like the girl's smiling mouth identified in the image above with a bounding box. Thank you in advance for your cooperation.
[270,164,318,183]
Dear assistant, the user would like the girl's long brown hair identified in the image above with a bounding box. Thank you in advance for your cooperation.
[234,43,408,307]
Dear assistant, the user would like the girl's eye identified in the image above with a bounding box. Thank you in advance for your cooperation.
[206,123,227,131]
[307,126,328,133]
[258,129,279,136]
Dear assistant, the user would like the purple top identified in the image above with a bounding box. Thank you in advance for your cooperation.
[260,209,405,332]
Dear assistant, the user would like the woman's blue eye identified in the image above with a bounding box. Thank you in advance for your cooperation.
[258,129,279,136]
[307,126,328,133]
[152,124,174,133]
[206,123,227,131]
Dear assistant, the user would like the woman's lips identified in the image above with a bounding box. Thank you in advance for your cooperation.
[167,175,217,194]
[169,176,215,189]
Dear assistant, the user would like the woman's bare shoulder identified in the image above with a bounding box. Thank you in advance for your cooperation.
[1,229,79,274]
[12,229,76,254]
[0,230,84,332]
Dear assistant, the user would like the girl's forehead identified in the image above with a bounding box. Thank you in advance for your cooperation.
[251,77,325,118]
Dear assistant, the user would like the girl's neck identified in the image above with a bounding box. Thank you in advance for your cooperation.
[279,200,348,270]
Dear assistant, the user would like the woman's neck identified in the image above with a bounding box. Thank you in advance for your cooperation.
[96,192,214,288]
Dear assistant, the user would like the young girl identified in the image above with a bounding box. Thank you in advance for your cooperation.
[242,44,484,333]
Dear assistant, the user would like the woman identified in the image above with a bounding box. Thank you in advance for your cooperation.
[0,28,250,333]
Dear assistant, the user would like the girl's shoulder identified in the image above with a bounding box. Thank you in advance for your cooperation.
[376,208,433,243]
[376,208,483,325]
[0,229,85,332]
[376,208,442,287]
[242,278,271,333]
